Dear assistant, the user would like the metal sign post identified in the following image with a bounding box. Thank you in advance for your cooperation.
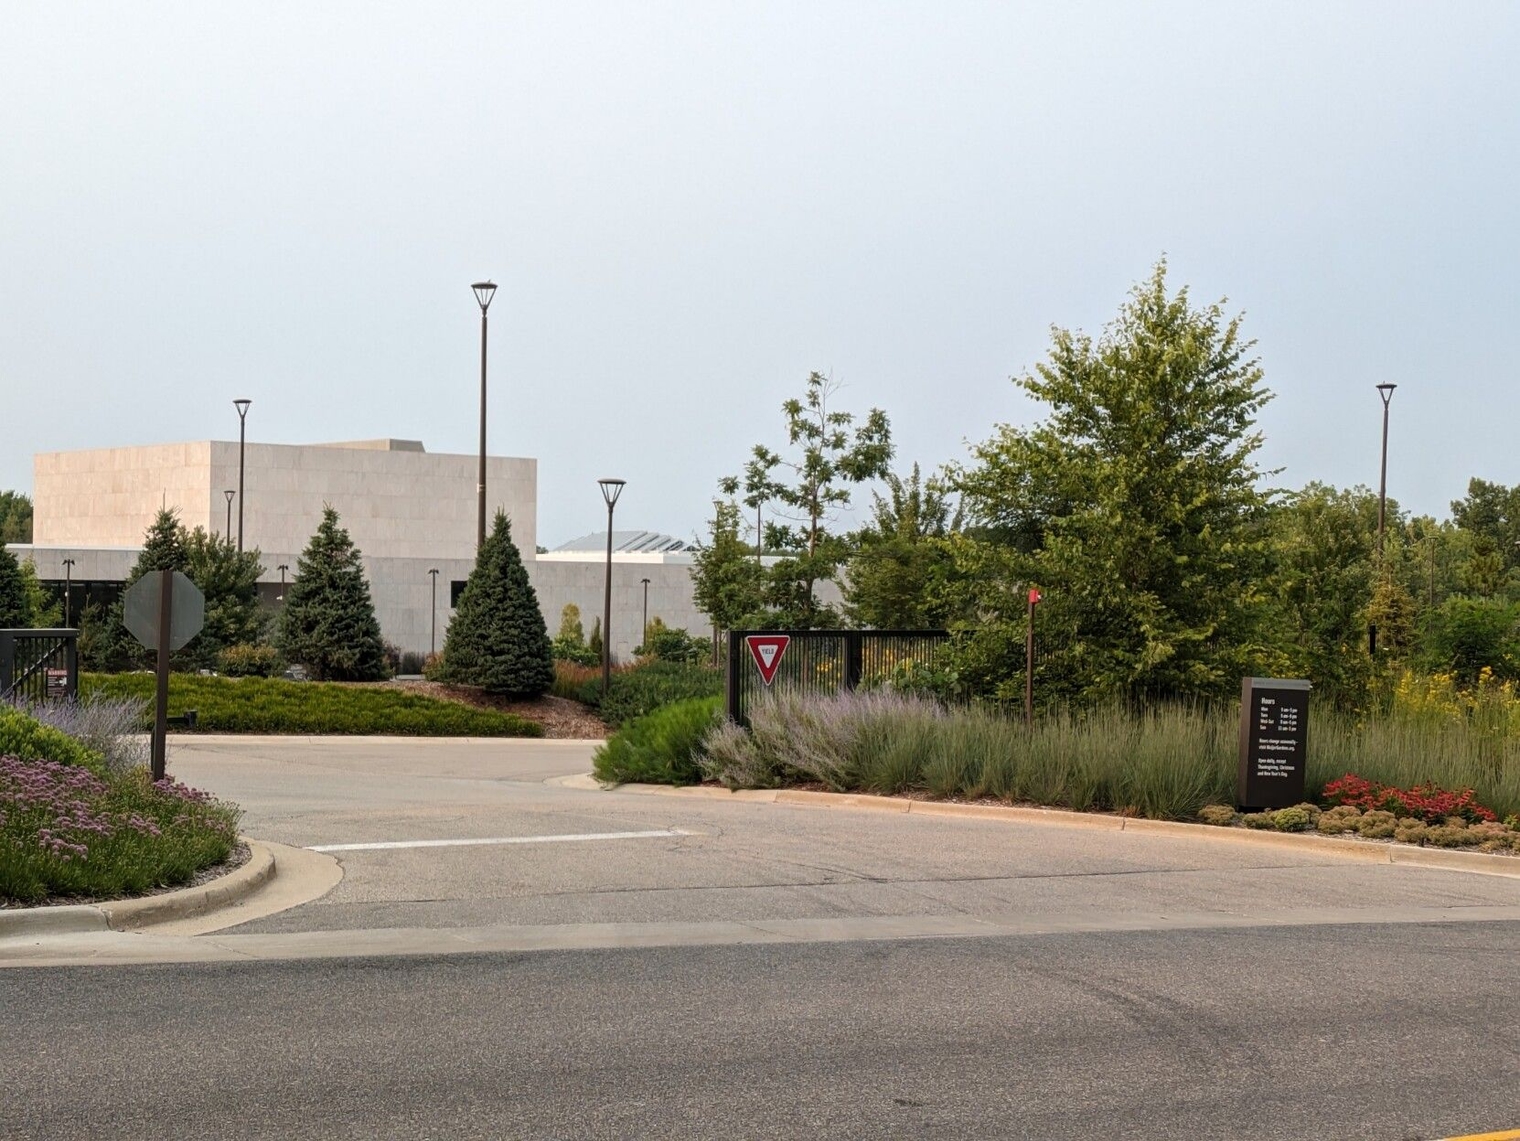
[1025,587,1041,726]
[122,570,206,781]
[152,569,173,780]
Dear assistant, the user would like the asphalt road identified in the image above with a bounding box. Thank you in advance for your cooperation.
[7,737,1520,1139]
[4,924,1519,1140]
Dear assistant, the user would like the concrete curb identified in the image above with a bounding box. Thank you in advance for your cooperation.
[0,838,277,940]
[582,778,1520,879]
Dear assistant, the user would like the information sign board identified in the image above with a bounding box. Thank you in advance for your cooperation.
[1237,677,1310,809]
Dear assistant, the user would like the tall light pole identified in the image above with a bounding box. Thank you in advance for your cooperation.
[233,398,251,552]
[598,478,626,695]
[640,577,651,650]
[472,281,497,551]
[277,563,289,602]
[428,568,440,656]
[61,558,75,628]
[224,489,236,538]
[1375,384,1396,559]
[1371,383,1396,655]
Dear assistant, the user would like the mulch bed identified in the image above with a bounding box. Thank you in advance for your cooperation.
[384,681,609,740]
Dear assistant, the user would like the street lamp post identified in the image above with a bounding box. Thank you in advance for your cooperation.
[598,478,626,695]
[640,577,651,650]
[1371,383,1397,655]
[224,489,236,539]
[233,399,251,552]
[428,568,440,656]
[277,563,289,602]
[1376,384,1396,558]
[472,281,497,552]
[61,558,75,628]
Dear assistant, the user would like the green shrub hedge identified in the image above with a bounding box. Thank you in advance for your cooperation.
[592,697,723,785]
[80,674,543,737]
[579,661,723,727]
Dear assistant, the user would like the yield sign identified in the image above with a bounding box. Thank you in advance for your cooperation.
[745,635,790,686]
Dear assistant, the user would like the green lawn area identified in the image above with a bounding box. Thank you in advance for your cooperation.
[81,673,543,737]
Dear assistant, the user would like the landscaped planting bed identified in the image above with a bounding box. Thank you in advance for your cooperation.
[1,706,241,906]
[82,673,543,737]
[590,689,1520,854]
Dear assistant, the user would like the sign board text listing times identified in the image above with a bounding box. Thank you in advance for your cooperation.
[1237,677,1310,810]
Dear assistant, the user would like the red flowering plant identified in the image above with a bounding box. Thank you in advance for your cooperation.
[1322,774,1498,825]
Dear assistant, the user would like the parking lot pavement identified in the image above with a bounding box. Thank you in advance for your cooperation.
[165,737,1520,940]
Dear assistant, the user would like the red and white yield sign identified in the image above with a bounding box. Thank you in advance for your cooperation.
[745,634,791,686]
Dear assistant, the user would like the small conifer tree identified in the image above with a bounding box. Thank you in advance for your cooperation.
[277,506,389,681]
[438,511,554,696]
[0,543,28,627]
[557,604,586,646]
[588,616,603,659]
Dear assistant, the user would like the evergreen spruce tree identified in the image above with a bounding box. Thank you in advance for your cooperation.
[101,508,191,668]
[438,511,554,696]
[0,543,28,627]
[277,506,389,681]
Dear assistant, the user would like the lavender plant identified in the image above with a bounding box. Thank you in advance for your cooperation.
[15,695,151,774]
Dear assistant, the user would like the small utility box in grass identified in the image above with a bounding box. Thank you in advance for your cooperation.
[1237,678,1310,810]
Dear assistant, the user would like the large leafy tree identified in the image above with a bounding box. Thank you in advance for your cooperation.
[278,506,389,681]
[1451,478,1520,598]
[0,492,32,544]
[438,511,554,696]
[690,499,765,645]
[955,261,1283,702]
[721,372,893,627]
[843,464,962,629]
[1267,483,1382,703]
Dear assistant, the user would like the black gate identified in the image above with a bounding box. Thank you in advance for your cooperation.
[0,629,80,704]
[724,629,950,726]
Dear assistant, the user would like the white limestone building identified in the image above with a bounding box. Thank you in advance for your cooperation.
[14,438,710,662]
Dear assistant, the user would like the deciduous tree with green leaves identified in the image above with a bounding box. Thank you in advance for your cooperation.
[720,372,893,628]
[437,511,554,696]
[690,499,765,642]
[277,506,389,681]
[954,261,1284,702]
[0,492,32,545]
[843,464,962,629]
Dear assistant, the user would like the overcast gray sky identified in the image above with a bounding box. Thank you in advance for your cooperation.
[2,2,1516,547]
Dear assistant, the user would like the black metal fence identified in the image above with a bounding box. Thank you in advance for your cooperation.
[0,629,80,704]
[724,629,950,726]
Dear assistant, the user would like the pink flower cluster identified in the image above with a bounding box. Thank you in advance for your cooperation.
[1,754,189,864]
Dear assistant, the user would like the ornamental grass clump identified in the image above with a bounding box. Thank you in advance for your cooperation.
[0,754,240,904]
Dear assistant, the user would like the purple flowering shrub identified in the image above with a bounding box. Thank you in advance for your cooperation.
[0,754,240,904]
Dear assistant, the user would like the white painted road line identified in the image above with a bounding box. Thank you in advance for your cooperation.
[308,829,691,853]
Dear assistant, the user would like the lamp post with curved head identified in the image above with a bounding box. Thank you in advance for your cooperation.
[1376,384,1396,559]
[472,281,497,552]
[640,577,651,651]
[233,399,251,552]
[1371,383,1397,655]
[61,558,75,628]
[428,568,441,656]
[224,489,236,539]
[598,478,626,695]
